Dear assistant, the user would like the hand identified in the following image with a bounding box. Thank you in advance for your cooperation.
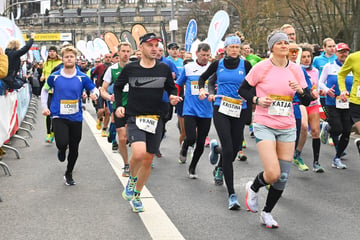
[115,106,125,118]
[289,80,302,93]
[109,94,115,102]
[327,85,335,98]
[82,92,87,100]
[319,89,326,97]
[40,76,45,82]
[199,88,208,100]
[42,108,50,116]
[340,91,349,102]
[311,89,319,100]
[208,94,215,102]
[89,93,98,101]
[169,95,183,105]
[258,97,273,108]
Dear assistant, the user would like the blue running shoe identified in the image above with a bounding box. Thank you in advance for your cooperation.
[228,194,240,210]
[122,177,137,201]
[332,157,347,169]
[131,195,144,213]
[209,139,219,165]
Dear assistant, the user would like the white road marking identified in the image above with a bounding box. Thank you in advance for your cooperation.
[83,111,185,240]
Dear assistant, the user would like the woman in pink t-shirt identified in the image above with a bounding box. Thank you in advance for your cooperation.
[238,31,311,229]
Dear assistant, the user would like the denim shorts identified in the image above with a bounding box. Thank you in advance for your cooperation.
[254,123,296,143]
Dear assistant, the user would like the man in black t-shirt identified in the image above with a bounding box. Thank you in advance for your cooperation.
[114,33,182,213]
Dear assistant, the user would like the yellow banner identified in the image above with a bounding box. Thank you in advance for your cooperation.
[23,33,61,41]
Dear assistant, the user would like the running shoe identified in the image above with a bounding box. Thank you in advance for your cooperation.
[332,157,347,169]
[188,168,198,179]
[236,150,247,161]
[57,150,66,162]
[45,134,51,143]
[260,211,279,229]
[64,172,76,186]
[293,157,309,171]
[96,118,102,130]
[313,162,325,173]
[320,122,329,144]
[101,130,108,137]
[209,139,219,165]
[112,141,118,152]
[50,132,55,143]
[242,140,247,148]
[205,137,210,147]
[122,164,130,177]
[155,151,162,158]
[355,138,360,155]
[213,167,224,185]
[228,194,241,210]
[178,150,187,164]
[131,194,144,213]
[245,181,258,213]
[249,124,254,138]
[122,177,137,201]
[328,137,334,146]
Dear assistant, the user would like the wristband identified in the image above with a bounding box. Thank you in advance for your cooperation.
[255,97,259,105]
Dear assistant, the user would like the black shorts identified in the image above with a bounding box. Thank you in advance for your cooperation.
[327,105,352,134]
[115,114,127,129]
[350,103,360,124]
[96,96,107,111]
[126,116,163,154]
[175,100,184,117]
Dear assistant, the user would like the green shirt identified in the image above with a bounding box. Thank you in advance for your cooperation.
[245,54,262,66]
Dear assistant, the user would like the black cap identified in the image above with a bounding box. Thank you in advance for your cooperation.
[167,42,179,49]
[48,46,58,52]
[139,33,162,45]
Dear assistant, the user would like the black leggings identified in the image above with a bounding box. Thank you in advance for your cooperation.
[327,106,352,158]
[53,118,82,173]
[213,106,246,196]
[46,93,53,134]
[181,116,211,171]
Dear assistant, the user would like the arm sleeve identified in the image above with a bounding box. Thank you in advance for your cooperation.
[207,73,217,95]
[40,87,49,109]
[338,56,353,92]
[298,88,312,106]
[318,64,330,92]
[198,61,219,88]
[238,80,255,103]
[14,39,34,57]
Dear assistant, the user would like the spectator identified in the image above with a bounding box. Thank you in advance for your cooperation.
[0,47,9,95]
[4,33,35,89]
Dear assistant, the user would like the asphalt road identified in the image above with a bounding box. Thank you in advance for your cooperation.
[1,98,359,240]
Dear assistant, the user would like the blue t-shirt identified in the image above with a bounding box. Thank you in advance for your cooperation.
[176,61,212,118]
[47,69,96,122]
[313,52,337,77]
[167,56,184,74]
[214,58,247,109]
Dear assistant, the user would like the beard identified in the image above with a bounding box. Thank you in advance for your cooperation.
[64,62,75,69]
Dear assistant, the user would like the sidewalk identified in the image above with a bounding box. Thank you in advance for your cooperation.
[0,98,150,240]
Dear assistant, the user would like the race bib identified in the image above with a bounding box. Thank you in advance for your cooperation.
[60,99,79,115]
[135,115,159,134]
[190,81,208,95]
[218,96,242,118]
[357,86,360,97]
[268,95,293,117]
[335,96,349,109]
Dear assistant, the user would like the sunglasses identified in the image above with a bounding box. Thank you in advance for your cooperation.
[289,49,299,54]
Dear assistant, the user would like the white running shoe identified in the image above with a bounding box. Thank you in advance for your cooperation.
[260,211,279,229]
[245,181,258,213]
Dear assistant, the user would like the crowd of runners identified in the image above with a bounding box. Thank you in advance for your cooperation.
[1,23,360,230]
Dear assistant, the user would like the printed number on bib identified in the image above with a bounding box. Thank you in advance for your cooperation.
[268,95,293,117]
[60,99,79,115]
[219,96,242,118]
[191,80,208,95]
[136,115,159,134]
[336,96,349,109]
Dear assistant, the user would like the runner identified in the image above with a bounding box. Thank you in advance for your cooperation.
[238,30,311,228]
[114,33,182,212]
[41,45,99,186]
[176,43,212,179]
[318,43,353,168]
[100,42,132,176]
[199,35,252,210]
